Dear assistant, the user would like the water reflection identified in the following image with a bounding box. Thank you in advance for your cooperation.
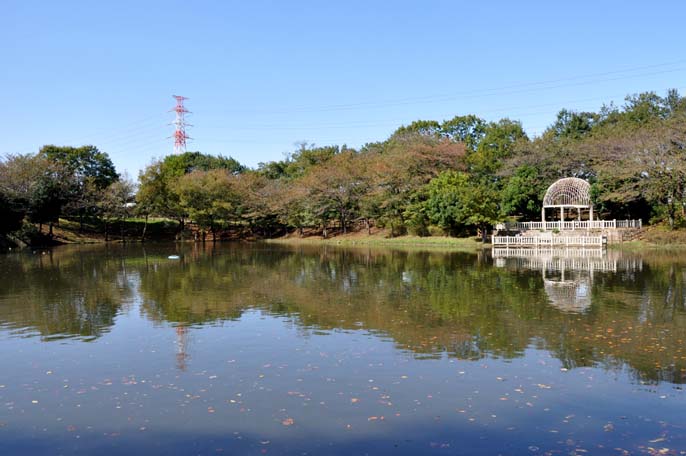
[492,248,644,313]
[0,243,685,385]
[0,246,136,340]
[2,243,686,455]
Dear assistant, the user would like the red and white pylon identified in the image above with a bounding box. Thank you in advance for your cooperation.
[171,95,191,154]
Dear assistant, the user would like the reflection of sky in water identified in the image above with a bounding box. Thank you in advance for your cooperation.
[0,244,684,455]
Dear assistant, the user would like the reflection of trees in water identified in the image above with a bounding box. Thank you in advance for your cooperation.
[0,246,135,340]
[1,243,685,384]
[492,248,686,383]
[135,244,686,384]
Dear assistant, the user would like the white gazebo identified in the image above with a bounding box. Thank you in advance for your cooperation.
[541,177,593,230]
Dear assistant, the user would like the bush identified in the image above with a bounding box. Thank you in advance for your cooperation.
[14,222,44,246]
[428,225,445,237]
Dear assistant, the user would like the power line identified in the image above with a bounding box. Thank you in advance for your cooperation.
[10,59,684,163]
[211,60,686,115]
[197,85,685,133]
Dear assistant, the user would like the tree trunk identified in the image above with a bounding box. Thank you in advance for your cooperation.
[49,222,54,238]
[481,224,488,243]
[120,222,125,242]
[365,218,371,235]
[141,215,148,242]
[79,211,84,233]
[322,224,328,239]
[104,222,109,242]
[177,218,185,240]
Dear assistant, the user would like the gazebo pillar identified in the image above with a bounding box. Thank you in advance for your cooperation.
[560,207,564,231]
[541,207,546,231]
[589,206,594,222]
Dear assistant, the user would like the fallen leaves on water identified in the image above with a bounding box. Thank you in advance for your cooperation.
[644,448,674,455]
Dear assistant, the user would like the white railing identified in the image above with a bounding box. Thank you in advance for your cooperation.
[491,248,644,273]
[492,247,605,258]
[500,219,642,231]
[492,235,605,247]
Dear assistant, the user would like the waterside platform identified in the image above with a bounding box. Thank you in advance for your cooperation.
[492,235,605,247]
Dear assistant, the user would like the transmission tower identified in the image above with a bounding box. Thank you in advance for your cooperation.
[171,95,191,154]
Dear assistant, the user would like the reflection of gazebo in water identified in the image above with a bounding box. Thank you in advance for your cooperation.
[175,325,190,371]
[543,273,591,313]
[492,248,643,314]
[541,177,593,227]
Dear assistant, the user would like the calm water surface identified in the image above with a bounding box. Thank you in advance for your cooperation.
[0,243,685,455]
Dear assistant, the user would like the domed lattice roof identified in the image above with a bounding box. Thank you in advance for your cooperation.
[543,177,591,207]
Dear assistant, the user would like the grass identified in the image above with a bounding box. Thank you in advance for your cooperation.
[42,218,180,245]
[266,229,486,251]
[612,225,686,250]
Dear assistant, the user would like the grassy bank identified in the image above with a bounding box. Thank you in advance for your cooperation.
[611,225,686,251]
[3,218,181,249]
[266,230,485,251]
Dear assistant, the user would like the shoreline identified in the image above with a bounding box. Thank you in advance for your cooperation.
[266,234,486,252]
[6,220,686,252]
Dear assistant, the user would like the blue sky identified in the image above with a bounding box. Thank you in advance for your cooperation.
[2,0,685,176]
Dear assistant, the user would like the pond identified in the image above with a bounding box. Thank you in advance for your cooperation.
[0,243,685,455]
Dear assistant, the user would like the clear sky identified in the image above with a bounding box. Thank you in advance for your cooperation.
[2,0,685,176]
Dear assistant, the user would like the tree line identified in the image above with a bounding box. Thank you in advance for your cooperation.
[2,89,685,245]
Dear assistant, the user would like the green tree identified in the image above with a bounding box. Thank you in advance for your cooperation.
[0,189,25,235]
[39,145,119,231]
[98,177,135,241]
[0,154,75,237]
[500,165,546,219]
[469,118,528,176]
[40,145,119,189]
[173,169,239,240]
[137,152,245,231]
[368,134,466,236]
[549,109,598,140]
[440,115,487,151]
[423,171,469,235]
[392,120,442,138]
[424,171,500,240]
[282,143,342,179]
[392,115,487,152]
